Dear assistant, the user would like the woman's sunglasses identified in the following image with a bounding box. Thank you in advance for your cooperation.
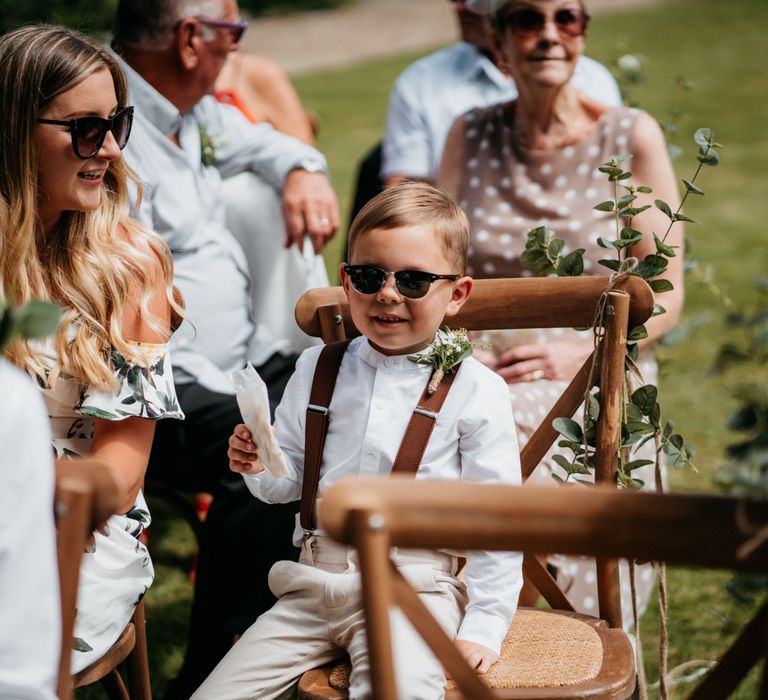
[37,106,134,160]
[344,264,459,300]
[504,7,590,38]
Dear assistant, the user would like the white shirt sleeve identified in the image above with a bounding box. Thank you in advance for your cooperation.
[454,367,524,653]
[0,362,59,700]
[380,69,434,180]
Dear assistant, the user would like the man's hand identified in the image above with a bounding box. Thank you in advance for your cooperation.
[282,169,339,253]
[228,423,265,474]
[449,640,499,676]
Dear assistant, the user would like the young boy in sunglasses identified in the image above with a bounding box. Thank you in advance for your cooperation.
[193,181,522,700]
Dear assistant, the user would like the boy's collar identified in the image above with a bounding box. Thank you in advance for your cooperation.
[358,336,436,370]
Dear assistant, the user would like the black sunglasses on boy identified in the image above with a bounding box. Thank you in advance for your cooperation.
[344,264,459,300]
[37,106,134,160]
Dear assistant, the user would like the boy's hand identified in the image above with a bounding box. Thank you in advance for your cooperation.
[449,640,499,676]
[228,423,265,474]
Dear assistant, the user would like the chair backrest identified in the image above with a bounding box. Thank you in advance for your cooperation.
[296,275,653,625]
[295,275,653,698]
[55,458,120,700]
[321,480,768,699]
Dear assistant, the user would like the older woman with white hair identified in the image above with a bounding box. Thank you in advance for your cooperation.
[439,0,683,622]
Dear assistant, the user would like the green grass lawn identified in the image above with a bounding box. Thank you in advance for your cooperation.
[120,0,768,697]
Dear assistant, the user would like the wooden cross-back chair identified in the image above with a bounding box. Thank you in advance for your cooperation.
[55,458,152,700]
[292,275,653,699]
[320,481,768,699]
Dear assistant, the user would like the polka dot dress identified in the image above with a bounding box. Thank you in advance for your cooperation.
[458,104,642,281]
[449,103,659,627]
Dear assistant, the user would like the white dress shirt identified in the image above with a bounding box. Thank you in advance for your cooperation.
[245,336,523,653]
[112,50,328,394]
[381,42,622,180]
[0,361,59,700]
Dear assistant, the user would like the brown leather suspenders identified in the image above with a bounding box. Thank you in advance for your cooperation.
[300,340,351,532]
[300,340,461,532]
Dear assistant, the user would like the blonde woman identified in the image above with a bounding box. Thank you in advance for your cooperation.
[0,25,183,672]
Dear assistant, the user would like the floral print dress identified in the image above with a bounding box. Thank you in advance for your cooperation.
[41,341,183,673]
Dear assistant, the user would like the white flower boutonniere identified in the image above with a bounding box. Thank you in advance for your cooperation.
[409,327,475,395]
[199,123,221,167]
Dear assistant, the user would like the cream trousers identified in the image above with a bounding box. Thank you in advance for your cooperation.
[192,536,466,700]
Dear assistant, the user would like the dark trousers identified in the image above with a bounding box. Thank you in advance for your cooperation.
[149,353,300,699]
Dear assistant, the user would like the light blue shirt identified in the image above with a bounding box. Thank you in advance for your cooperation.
[381,42,622,179]
[113,50,327,394]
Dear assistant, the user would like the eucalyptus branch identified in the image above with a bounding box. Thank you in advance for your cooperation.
[521,127,722,485]
[658,128,722,245]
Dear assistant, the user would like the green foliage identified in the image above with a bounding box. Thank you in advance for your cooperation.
[0,0,117,35]
[520,227,584,276]
[239,0,353,17]
[524,128,721,485]
[0,299,61,352]
[710,280,768,615]
[713,280,768,498]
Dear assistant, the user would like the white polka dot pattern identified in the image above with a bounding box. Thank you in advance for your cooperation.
[452,106,643,294]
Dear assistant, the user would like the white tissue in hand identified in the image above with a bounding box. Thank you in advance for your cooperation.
[231,363,289,478]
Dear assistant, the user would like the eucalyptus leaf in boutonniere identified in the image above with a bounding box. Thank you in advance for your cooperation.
[409,327,476,395]
[199,123,221,167]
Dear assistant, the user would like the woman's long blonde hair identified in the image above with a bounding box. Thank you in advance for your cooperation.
[0,25,180,389]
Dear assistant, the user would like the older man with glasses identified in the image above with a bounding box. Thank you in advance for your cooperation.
[108,0,339,696]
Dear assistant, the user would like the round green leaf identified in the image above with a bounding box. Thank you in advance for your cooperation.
[697,147,720,166]
[649,279,674,293]
[654,199,673,218]
[681,178,704,195]
[552,417,583,442]
[694,127,715,146]
[632,384,658,415]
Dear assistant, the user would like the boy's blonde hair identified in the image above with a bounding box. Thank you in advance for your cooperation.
[347,181,469,274]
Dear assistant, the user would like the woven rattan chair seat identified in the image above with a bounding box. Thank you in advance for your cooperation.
[325,608,603,692]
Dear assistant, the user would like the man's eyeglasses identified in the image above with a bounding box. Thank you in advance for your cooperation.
[196,17,249,44]
[504,7,589,38]
[37,106,134,160]
[344,264,459,300]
